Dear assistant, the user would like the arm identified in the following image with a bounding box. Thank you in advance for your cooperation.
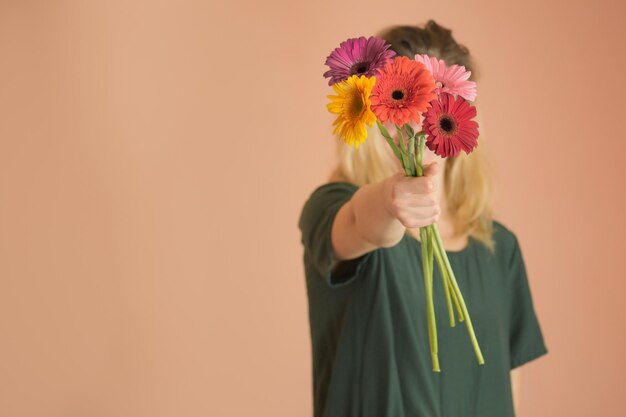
[511,367,522,415]
[330,181,403,263]
[331,162,441,262]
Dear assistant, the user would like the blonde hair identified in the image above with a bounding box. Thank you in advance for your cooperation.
[327,20,496,252]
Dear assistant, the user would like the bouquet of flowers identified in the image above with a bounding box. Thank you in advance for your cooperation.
[323,36,484,372]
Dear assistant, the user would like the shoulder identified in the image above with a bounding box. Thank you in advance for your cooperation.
[491,219,522,264]
[305,181,359,202]
[492,219,519,246]
[298,181,359,232]
[299,181,359,217]
[493,220,524,269]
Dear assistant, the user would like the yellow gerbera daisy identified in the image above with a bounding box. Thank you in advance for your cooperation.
[326,75,377,148]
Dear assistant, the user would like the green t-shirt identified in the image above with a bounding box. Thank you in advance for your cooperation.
[298,181,549,417]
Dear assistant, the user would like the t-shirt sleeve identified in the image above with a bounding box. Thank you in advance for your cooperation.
[506,233,549,369]
[298,183,374,288]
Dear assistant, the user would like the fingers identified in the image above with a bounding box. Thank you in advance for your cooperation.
[385,161,442,228]
[397,164,438,194]
[395,207,441,228]
[396,190,438,208]
[423,161,439,177]
[391,194,441,228]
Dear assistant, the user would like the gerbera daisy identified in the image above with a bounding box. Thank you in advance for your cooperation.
[422,93,479,158]
[369,56,438,126]
[323,36,396,86]
[414,54,477,101]
[326,74,377,148]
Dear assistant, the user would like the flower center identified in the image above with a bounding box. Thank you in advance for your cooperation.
[439,115,455,133]
[391,90,405,100]
[351,62,369,75]
[351,95,364,117]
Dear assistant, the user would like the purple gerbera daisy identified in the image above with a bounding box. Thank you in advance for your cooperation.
[323,36,396,86]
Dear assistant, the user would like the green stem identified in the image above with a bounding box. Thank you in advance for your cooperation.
[431,225,485,365]
[416,134,424,176]
[395,123,407,155]
[376,120,403,162]
[431,228,456,327]
[415,131,440,372]
[426,225,437,354]
[432,235,464,322]
[447,271,464,322]
[420,225,440,372]
[407,133,417,176]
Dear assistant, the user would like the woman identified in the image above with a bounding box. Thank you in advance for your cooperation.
[298,20,548,417]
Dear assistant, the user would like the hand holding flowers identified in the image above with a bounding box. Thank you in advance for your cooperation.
[324,36,484,372]
[382,161,442,231]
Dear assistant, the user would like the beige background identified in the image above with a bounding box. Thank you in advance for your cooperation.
[1,1,625,416]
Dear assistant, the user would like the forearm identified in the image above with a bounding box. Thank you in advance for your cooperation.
[511,368,522,416]
[350,178,406,248]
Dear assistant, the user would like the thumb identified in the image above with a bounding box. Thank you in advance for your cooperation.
[423,160,440,177]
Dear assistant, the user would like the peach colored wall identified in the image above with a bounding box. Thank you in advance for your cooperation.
[0,1,624,416]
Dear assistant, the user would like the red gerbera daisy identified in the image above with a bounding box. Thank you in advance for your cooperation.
[422,93,479,158]
[370,56,438,126]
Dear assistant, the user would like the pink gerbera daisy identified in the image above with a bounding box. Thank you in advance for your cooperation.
[422,93,479,158]
[323,36,396,86]
[414,54,477,101]
[369,56,438,126]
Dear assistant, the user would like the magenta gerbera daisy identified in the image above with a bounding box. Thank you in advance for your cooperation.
[323,36,396,86]
[414,54,477,102]
[422,93,479,158]
[369,56,438,126]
